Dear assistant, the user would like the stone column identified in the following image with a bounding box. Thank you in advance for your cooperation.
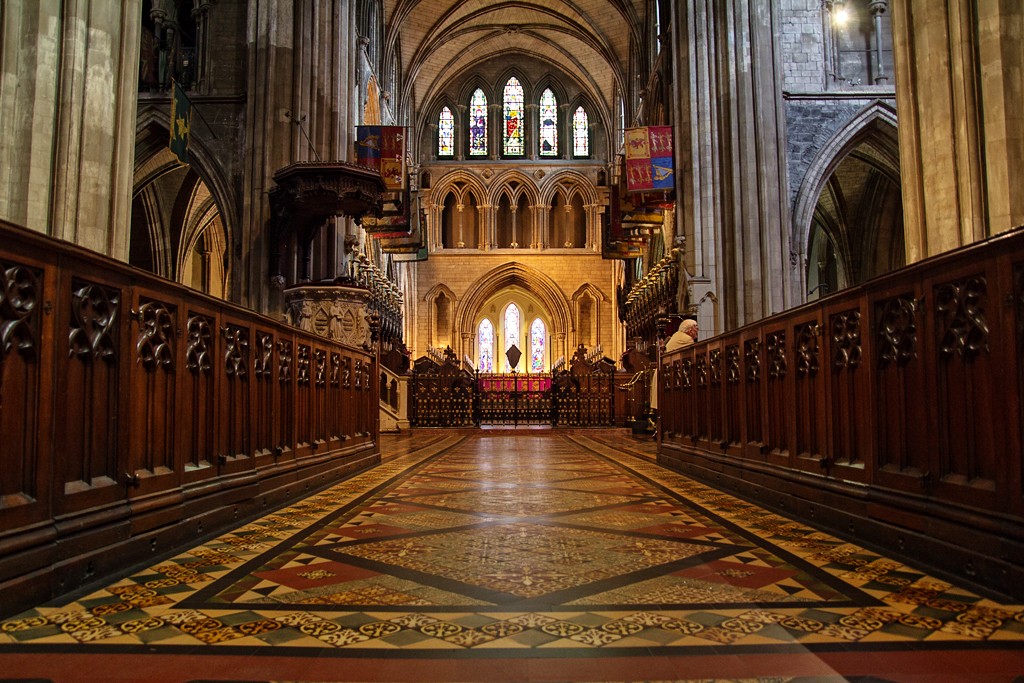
[0,1,141,261]
[892,0,1024,261]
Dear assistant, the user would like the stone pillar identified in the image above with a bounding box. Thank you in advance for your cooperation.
[891,0,1024,262]
[0,1,141,261]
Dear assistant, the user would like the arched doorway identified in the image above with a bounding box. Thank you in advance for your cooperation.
[793,104,904,301]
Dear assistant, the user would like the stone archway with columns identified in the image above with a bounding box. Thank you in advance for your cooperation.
[453,262,574,364]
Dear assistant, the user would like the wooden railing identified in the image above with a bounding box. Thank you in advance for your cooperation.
[659,226,1024,599]
[0,220,380,617]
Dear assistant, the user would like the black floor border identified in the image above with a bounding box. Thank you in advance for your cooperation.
[2,639,1024,658]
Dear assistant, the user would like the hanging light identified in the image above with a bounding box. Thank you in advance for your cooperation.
[834,0,850,25]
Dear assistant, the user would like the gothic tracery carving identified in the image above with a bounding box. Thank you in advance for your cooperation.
[136,301,174,373]
[745,339,762,383]
[709,349,722,386]
[278,340,293,383]
[0,263,40,361]
[297,345,310,386]
[330,352,340,388]
[795,323,819,378]
[877,295,918,368]
[766,332,786,380]
[314,348,327,388]
[831,310,862,371]
[223,325,249,379]
[726,345,741,385]
[186,314,213,375]
[935,276,989,361]
[255,332,274,380]
[69,282,119,363]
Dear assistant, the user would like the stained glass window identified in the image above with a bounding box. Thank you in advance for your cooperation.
[539,89,558,156]
[478,318,494,372]
[438,106,454,156]
[503,77,524,155]
[504,303,520,372]
[573,106,589,156]
[469,89,487,156]
[530,318,546,372]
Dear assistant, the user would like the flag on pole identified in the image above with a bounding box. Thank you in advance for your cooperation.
[169,81,191,165]
[356,126,406,190]
[624,126,673,193]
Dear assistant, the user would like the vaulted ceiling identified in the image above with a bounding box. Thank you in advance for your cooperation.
[385,0,648,125]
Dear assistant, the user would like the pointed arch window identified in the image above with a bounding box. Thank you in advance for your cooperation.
[573,106,589,157]
[530,318,546,372]
[503,303,521,371]
[438,106,454,156]
[478,318,494,372]
[503,77,525,156]
[469,89,488,156]
[539,89,558,156]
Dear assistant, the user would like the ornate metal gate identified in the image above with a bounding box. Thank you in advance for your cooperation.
[410,346,622,428]
[477,374,552,425]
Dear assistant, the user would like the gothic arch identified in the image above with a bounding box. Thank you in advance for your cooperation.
[454,262,572,361]
[570,283,606,350]
[540,170,599,205]
[134,105,237,295]
[486,169,540,206]
[791,101,899,264]
[424,283,458,350]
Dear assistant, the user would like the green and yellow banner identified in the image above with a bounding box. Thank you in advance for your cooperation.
[169,81,191,165]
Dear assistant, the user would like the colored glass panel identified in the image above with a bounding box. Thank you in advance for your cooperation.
[478,318,494,372]
[438,106,454,156]
[503,77,524,155]
[539,89,558,156]
[530,318,546,372]
[504,303,520,372]
[573,106,589,156]
[469,89,487,156]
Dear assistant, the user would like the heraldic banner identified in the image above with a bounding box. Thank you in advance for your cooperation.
[356,126,406,190]
[624,126,673,193]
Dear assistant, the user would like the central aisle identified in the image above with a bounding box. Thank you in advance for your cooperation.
[2,432,1023,681]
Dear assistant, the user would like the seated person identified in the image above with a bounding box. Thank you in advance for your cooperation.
[664,318,698,352]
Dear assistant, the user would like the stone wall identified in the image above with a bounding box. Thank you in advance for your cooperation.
[411,253,620,368]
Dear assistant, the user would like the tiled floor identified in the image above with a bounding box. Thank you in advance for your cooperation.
[2,431,1023,682]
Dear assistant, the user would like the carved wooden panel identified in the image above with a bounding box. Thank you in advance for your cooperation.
[278,339,294,453]
[744,339,763,448]
[724,344,741,446]
[933,276,995,498]
[694,353,708,440]
[295,344,311,451]
[0,261,42,513]
[131,299,176,477]
[708,348,723,443]
[183,313,215,473]
[830,309,862,467]
[329,352,341,441]
[794,322,822,462]
[220,323,250,461]
[875,293,929,482]
[680,358,693,439]
[765,331,787,455]
[64,280,121,491]
[312,348,327,446]
[253,331,275,460]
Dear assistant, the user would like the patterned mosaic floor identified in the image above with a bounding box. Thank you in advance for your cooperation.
[2,432,1024,681]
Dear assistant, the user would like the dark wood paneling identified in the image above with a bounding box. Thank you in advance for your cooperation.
[659,226,1024,600]
[0,219,380,618]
